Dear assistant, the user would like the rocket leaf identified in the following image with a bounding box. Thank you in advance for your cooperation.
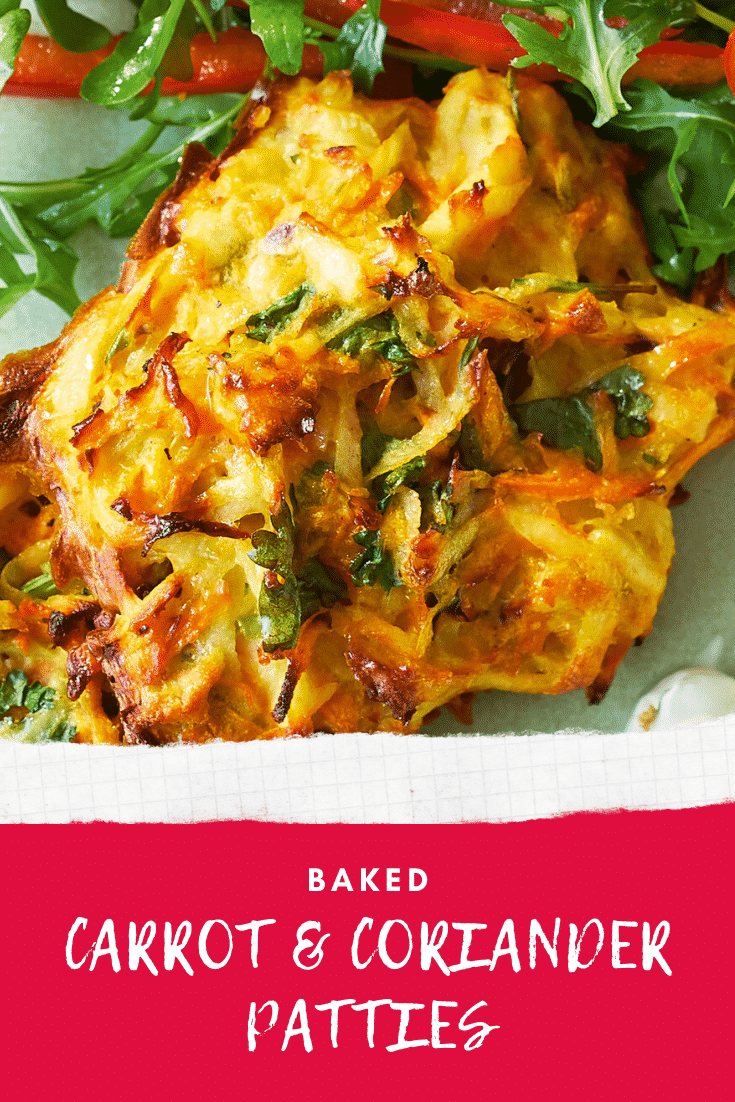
[319,0,387,94]
[503,0,668,126]
[248,0,306,76]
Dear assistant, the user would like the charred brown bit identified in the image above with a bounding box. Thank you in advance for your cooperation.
[272,657,302,723]
[70,402,102,444]
[670,484,691,507]
[377,257,441,300]
[126,142,215,262]
[48,602,100,648]
[347,652,418,724]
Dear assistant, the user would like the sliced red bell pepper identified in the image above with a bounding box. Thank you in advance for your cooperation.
[628,41,724,87]
[3,26,410,100]
[2,5,726,100]
[300,1,724,85]
[4,28,271,98]
[725,28,735,95]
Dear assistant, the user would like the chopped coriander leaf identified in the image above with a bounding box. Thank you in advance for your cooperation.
[297,558,348,620]
[511,392,603,470]
[245,283,314,343]
[0,669,55,715]
[372,455,427,512]
[250,505,350,645]
[590,365,652,439]
[350,528,398,591]
[458,334,480,371]
[510,364,652,470]
[0,666,77,741]
[42,719,76,743]
[236,613,261,639]
[457,418,490,473]
[257,580,301,652]
[360,425,394,477]
[416,480,455,530]
[293,461,332,510]
[21,562,59,600]
[249,503,301,650]
[327,311,413,373]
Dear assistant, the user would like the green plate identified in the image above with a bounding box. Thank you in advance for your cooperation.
[2,97,732,737]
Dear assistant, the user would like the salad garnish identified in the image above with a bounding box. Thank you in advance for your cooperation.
[0,0,733,315]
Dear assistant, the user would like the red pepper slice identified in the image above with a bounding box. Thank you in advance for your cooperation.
[3,26,411,99]
[297,0,564,81]
[725,28,735,95]
[301,1,723,85]
[4,28,270,97]
[629,41,724,87]
[2,6,726,100]
[303,0,561,68]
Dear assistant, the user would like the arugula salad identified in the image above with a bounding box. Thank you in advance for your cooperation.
[0,0,733,319]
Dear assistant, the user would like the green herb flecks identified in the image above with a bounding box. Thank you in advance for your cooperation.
[0,668,55,714]
[250,502,349,649]
[372,455,426,512]
[350,528,398,591]
[512,392,603,469]
[20,562,60,600]
[590,365,653,439]
[105,329,129,363]
[297,557,348,620]
[457,418,490,473]
[327,311,413,374]
[360,425,394,477]
[416,480,455,530]
[245,283,314,343]
[0,668,76,742]
[249,502,301,651]
[292,460,332,510]
[510,364,652,471]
